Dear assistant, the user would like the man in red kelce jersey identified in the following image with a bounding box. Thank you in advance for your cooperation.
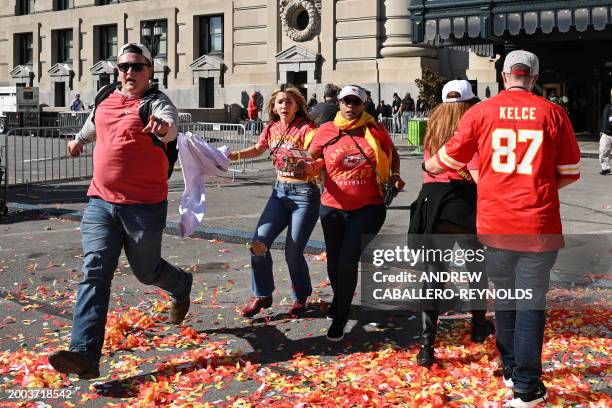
[424,50,580,408]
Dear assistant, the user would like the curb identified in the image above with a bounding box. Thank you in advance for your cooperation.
[6,202,327,255]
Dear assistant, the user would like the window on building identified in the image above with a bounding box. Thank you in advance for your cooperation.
[16,0,35,15]
[97,25,118,61]
[199,15,223,57]
[53,0,73,10]
[15,33,33,65]
[140,19,167,58]
[54,29,73,64]
[95,0,117,5]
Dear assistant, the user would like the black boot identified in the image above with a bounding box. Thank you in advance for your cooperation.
[471,310,495,343]
[417,345,435,367]
[417,309,438,367]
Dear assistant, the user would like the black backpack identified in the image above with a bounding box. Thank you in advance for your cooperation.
[92,82,179,178]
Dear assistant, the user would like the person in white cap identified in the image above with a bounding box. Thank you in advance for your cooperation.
[424,50,580,407]
[408,80,494,368]
[308,85,405,342]
[50,43,192,380]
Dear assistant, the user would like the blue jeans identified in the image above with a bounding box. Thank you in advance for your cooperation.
[251,181,320,300]
[485,247,557,392]
[70,198,192,366]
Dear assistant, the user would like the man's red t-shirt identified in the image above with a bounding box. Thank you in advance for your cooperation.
[88,92,168,204]
[310,121,393,211]
[436,90,580,244]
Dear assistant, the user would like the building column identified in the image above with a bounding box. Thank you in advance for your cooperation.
[380,0,437,58]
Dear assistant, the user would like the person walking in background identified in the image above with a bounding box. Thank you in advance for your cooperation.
[425,50,580,408]
[402,92,415,130]
[408,80,494,368]
[375,100,391,120]
[229,84,320,318]
[49,43,192,380]
[310,83,340,126]
[402,92,415,114]
[598,90,612,175]
[308,93,318,110]
[391,93,402,133]
[247,92,260,121]
[70,93,84,111]
[364,90,377,119]
[308,85,405,342]
[416,96,428,115]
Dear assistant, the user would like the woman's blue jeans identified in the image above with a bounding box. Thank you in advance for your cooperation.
[69,198,192,366]
[250,181,320,300]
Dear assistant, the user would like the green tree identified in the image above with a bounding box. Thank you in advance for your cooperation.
[415,68,446,110]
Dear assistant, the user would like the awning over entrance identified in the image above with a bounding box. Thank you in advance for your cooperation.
[409,0,612,44]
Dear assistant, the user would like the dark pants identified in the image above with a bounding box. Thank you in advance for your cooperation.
[320,204,386,323]
[485,247,557,392]
[419,222,488,346]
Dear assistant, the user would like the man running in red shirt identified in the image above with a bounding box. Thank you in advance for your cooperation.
[48,43,193,380]
[425,50,580,407]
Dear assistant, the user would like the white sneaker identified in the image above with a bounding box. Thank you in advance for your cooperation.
[506,381,547,408]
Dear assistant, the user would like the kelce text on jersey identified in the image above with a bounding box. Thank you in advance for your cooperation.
[499,107,536,121]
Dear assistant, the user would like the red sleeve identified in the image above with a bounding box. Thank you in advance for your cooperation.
[257,123,272,148]
[554,107,580,180]
[436,110,479,172]
[466,152,479,170]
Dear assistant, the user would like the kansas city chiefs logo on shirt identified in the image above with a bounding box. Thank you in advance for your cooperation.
[342,153,366,168]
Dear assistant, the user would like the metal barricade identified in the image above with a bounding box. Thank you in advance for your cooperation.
[241,119,266,138]
[0,139,7,216]
[179,122,269,177]
[178,112,192,124]
[2,127,94,186]
[380,117,394,137]
[58,111,91,128]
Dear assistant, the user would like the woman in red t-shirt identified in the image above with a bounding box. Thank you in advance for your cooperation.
[308,85,405,341]
[409,80,494,367]
[229,84,320,318]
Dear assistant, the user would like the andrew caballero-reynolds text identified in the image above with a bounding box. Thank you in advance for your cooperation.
[368,246,533,301]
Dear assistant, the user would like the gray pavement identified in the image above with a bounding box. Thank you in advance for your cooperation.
[0,138,610,406]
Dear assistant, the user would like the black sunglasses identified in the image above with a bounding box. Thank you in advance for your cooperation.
[117,62,150,73]
[341,97,363,106]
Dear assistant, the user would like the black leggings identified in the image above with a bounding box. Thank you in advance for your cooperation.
[420,222,488,346]
[320,204,387,323]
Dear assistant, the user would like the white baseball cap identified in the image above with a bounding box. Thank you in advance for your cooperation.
[337,85,367,103]
[441,80,475,103]
[118,43,153,65]
[503,50,539,76]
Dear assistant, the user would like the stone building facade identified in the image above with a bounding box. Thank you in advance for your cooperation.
[0,0,499,113]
